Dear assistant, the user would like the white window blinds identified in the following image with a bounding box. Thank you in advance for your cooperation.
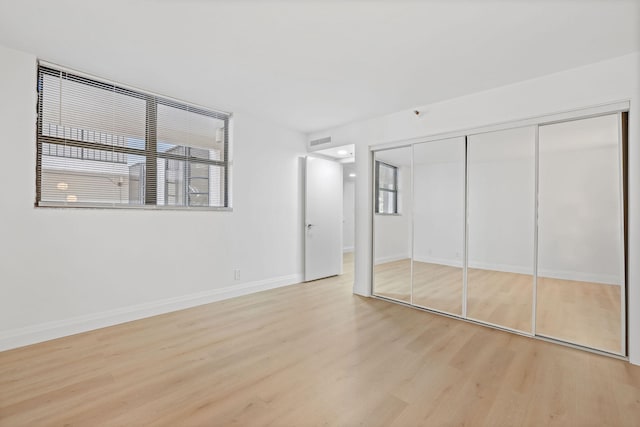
[36,64,231,209]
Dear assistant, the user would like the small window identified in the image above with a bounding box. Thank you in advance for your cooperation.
[375,160,398,214]
[36,64,231,209]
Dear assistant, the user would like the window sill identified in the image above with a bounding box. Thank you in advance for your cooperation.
[36,201,233,212]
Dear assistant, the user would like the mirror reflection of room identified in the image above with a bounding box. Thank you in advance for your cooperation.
[370,113,626,355]
[466,126,536,333]
[373,147,412,303]
[536,114,625,354]
[412,138,465,315]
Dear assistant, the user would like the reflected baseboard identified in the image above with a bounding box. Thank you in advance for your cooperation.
[374,255,410,265]
[413,255,463,268]
[537,270,620,286]
[467,261,531,275]
[379,256,621,286]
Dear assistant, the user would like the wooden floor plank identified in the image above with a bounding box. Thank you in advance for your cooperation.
[374,259,622,352]
[1,253,639,426]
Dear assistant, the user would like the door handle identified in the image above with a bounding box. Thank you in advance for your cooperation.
[306,224,314,230]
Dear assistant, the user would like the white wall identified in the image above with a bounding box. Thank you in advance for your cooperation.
[399,124,623,287]
[342,177,355,252]
[0,44,306,350]
[413,139,465,267]
[467,126,535,275]
[538,116,624,285]
[395,126,620,284]
[310,52,640,364]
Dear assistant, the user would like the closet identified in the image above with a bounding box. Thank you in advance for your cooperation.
[372,110,627,356]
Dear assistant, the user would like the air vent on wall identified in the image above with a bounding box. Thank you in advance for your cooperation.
[310,136,331,147]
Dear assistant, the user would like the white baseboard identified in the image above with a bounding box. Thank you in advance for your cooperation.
[0,273,304,352]
[537,269,620,286]
[467,261,532,275]
[375,254,410,265]
[412,257,620,285]
[343,246,354,253]
[413,255,463,268]
[468,262,620,285]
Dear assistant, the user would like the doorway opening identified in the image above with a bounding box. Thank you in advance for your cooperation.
[307,144,355,279]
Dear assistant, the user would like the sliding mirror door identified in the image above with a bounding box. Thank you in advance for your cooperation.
[373,147,412,302]
[412,138,465,315]
[467,127,535,333]
[536,114,625,354]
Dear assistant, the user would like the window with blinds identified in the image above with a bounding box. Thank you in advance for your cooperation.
[36,64,231,209]
[375,161,398,214]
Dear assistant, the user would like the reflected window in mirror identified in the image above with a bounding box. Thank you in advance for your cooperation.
[375,161,398,214]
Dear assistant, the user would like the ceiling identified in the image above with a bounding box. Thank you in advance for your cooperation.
[312,143,356,181]
[314,144,355,162]
[375,146,412,167]
[0,0,638,134]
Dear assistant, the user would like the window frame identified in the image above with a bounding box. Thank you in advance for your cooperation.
[374,160,399,215]
[35,64,232,211]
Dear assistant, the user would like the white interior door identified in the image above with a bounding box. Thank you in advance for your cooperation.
[304,156,343,281]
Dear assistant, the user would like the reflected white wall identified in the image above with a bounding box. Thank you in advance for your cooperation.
[467,127,535,274]
[413,138,465,267]
[538,114,623,285]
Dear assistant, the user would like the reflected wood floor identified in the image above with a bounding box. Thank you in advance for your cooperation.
[536,277,621,353]
[1,255,637,426]
[467,268,533,333]
[375,259,621,353]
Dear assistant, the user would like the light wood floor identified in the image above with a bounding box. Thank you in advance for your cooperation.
[467,268,533,333]
[1,255,638,426]
[536,276,621,353]
[374,259,622,353]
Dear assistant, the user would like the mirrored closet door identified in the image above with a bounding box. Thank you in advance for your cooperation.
[371,109,627,356]
[466,127,536,333]
[536,114,625,354]
[412,138,465,315]
[373,147,413,303]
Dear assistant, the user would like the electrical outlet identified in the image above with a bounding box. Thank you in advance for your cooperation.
[234,270,240,280]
